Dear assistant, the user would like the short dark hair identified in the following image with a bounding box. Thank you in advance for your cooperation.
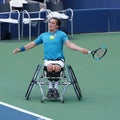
[49,17,61,27]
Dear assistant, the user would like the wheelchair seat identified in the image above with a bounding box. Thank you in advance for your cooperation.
[25,64,82,103]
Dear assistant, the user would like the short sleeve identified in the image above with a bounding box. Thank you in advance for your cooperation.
[34,34,43,45]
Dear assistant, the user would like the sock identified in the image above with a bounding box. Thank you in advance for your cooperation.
[49,81,53,89]
[54,81,58,90]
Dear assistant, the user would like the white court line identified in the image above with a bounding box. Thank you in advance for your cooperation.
[0,101,53,120]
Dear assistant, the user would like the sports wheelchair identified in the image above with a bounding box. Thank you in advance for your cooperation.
[25,64,82,103]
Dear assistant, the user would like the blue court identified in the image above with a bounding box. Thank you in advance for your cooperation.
[0,102,52,120]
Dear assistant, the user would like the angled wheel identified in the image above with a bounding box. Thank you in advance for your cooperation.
[25,64,42,100]
[67,64,82,100]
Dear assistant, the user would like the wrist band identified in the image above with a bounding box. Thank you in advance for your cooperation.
[20,46,25,52]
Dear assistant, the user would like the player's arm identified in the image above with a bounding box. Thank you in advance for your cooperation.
[13,41,37,54]
[65,40,88,54]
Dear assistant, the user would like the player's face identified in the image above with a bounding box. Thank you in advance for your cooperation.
[48,19,59,32]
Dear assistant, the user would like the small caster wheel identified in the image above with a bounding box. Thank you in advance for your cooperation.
[61,99,64,103]
[41,99,45,103]
[26,97,29,100]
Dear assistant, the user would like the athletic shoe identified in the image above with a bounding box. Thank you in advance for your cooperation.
[53,88,59,98]
[47,88,54,98]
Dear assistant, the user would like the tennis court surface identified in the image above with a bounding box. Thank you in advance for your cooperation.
[0,102,52,120]
[0,33,120,120]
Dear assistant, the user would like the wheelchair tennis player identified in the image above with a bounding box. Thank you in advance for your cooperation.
[13,17,88,98]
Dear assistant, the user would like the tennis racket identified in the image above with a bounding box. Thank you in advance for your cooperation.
[88,46,107,60]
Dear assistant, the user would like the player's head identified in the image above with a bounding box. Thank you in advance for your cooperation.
[48,17,61,32]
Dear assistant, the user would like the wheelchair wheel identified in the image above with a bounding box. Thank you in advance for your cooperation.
[67,64,82,100]
[25,64,42,100]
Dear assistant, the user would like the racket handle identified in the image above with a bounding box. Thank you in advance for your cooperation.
[88,51,91,54]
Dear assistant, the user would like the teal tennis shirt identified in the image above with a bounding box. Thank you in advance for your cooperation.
[34,30,68,60]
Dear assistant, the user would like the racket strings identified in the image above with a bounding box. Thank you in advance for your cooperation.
[94,48,106,59]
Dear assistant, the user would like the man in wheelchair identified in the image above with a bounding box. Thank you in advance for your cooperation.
[13,17,88,99]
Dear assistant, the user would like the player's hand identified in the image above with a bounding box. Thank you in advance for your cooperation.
[81,48,89,54]
[13,48,20,54]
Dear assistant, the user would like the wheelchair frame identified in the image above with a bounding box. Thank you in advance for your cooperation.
[25,64,82,103]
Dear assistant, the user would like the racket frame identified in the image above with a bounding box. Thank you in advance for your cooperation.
[88,46,107,60]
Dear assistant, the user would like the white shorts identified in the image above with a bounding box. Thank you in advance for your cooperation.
[44,59,65,68]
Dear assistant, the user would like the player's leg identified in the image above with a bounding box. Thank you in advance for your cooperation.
[46,64,62,98]
[52,64,61,98]
[44,60,64,98]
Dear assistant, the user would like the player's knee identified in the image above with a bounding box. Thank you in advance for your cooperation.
[46,64,53,72]
[44,66,52,77]
[54,64,61,72]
